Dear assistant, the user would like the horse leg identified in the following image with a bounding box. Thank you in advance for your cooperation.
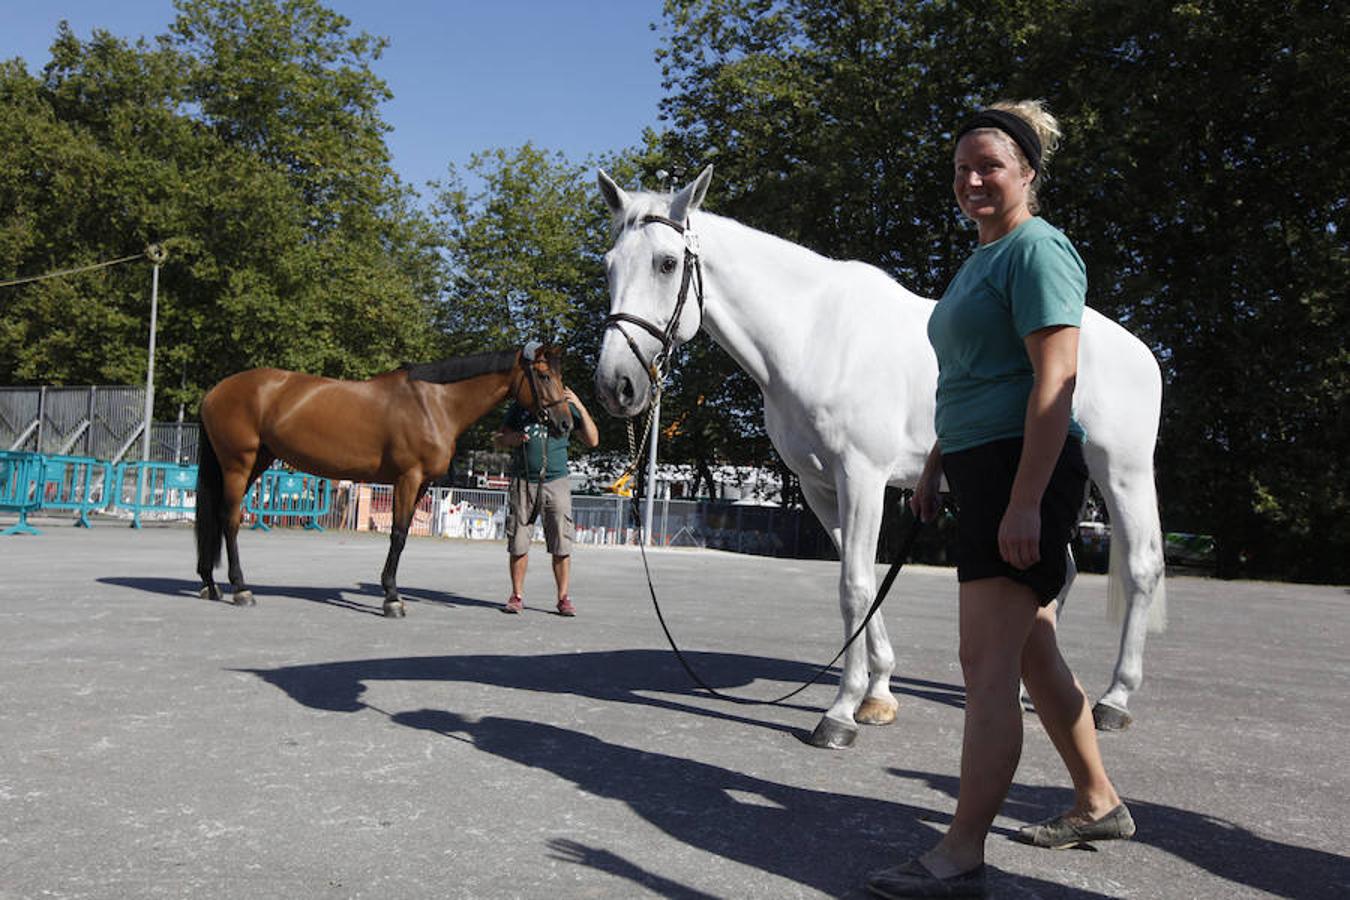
[1088,450,1167,730]
[380,473,427,618]
[844,475,901,727]
[196,435,226,602]
[222,450,273,607]
[800,472,892,748]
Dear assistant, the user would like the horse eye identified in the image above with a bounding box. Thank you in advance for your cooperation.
[660,256,678,275]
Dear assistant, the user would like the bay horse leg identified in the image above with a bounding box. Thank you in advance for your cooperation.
[222,449,274,607]
[379,473,427,618]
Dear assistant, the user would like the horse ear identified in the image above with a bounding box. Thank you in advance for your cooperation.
[597,169,629,215]
[668,165,714,224]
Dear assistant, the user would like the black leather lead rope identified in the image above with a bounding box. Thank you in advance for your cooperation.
[633,503,925,705]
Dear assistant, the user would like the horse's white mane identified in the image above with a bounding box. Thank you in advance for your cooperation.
[611,188,836,268]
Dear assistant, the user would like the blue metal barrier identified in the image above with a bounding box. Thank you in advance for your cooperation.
[40,455,114,527]
[115,461,199,528]
[245,469,331,531]
[1,451,45,535]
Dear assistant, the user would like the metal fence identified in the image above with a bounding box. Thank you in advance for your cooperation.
[2,437,826,558]
[0,386,197,463]
[313,484,821,557]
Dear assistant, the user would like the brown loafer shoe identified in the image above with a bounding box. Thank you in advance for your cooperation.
[866,858,986,898]
[1016,803,1136,849]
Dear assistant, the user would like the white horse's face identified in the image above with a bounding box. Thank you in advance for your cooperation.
[593,167,714,418]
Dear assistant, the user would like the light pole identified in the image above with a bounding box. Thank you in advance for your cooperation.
[140,244,167,462]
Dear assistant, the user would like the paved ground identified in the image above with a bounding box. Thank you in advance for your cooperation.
[0,517,1346,899]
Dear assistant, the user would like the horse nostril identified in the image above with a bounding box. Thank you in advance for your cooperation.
[618,376,635,407]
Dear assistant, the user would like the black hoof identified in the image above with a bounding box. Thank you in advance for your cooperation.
[383,601,406,618]
[1093,702,1133,731]
[802,716,858,749]
[232,590,256,607]
[199,584,221,602]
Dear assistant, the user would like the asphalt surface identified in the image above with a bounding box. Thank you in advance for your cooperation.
[0,517,1346,899]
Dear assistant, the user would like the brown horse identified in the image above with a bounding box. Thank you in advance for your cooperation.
[195,346,571,617]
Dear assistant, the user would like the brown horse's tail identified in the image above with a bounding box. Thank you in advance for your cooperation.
[195,430,224,576]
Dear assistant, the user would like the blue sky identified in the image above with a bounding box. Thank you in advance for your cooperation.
[2,0,668,195]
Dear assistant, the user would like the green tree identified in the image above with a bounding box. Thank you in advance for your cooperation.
[0,0,443,418]
[655,0,1348,579]
[431,144,629,463]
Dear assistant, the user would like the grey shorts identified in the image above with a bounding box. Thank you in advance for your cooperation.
[506,476,574,557]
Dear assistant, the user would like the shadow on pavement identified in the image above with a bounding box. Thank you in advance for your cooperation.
[231,651,1110,896]
[389,708,1116,899]
[888,768,1350,900]
[235,649,967,741]
[97,576,496,617]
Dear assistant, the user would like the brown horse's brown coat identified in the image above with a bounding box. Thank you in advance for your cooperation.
[195,349,569,615]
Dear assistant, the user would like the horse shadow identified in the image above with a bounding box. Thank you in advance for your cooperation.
[235,649,966,742]
[889,767,1350,900]
[377,708,1118,898]
[96,576,497,617]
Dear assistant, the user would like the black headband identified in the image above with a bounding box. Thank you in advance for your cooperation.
[955,109,1042,175]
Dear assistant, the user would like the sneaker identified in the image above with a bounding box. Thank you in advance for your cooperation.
[503,594,524,614]
[556,595,576,617]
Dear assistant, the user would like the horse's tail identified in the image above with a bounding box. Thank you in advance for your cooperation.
[195,429,224,575]
[1105,474,1168,634]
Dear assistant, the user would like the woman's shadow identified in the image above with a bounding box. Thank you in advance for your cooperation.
[394,707,1115,899]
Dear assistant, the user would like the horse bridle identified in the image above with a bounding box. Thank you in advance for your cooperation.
[603,214,706,397]
[514,351,569,429]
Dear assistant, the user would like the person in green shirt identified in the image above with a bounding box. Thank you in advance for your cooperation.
[493,377,599,617]
[867,102,1133,900]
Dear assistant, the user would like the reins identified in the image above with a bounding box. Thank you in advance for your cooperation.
[631,500,924,705]
[606,214,925,705]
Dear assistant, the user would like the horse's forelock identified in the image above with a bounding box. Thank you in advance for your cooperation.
[611,191,678,240]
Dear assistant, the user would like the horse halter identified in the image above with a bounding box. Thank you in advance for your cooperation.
[603,214,706,397]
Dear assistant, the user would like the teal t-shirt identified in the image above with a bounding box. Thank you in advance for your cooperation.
[927,217,1087,454]
[503,402,579,482]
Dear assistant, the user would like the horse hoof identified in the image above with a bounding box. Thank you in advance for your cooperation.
[232,590,256,607]
[802,716,858,749]
[198,585,220,602]
[854,697,898,726]
[1093,702,1133,731]
[383,602,406,619]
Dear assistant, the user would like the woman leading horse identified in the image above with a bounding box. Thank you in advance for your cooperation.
[195,344,572,618]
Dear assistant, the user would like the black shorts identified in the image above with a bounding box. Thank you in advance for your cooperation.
[942,436,1089,605]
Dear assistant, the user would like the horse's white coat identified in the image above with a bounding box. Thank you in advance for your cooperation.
[595,168,1166,740]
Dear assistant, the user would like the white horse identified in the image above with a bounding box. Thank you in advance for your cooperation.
[593,166,1167,749]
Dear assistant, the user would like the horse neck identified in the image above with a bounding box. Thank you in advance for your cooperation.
[689,211,829,389]
[426,369,515,437]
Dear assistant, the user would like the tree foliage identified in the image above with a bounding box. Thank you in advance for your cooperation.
[0,0,442,417]
[2,0,1342,580]
[653,0,1348,580]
